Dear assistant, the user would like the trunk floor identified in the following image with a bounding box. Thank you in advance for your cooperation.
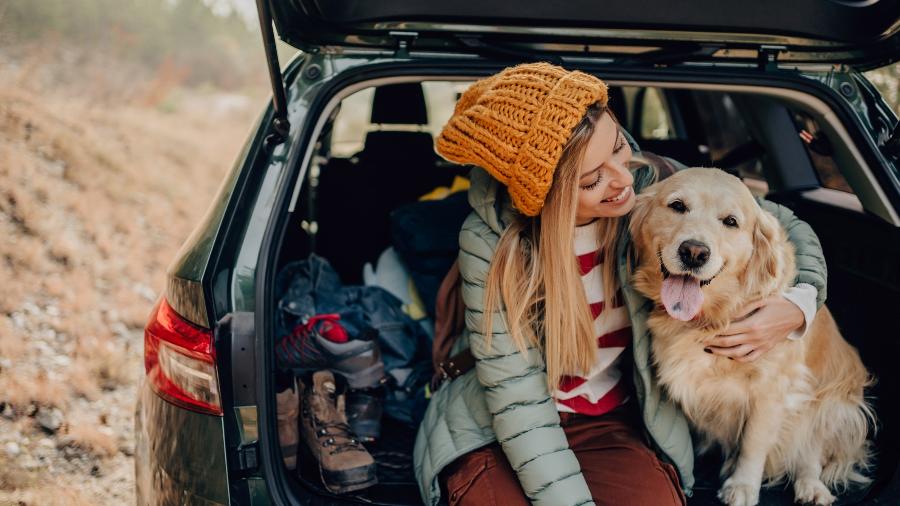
[291,416,883,505]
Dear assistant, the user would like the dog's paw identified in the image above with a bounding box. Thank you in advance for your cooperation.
[718,477,760,506]
[793,478,836,506]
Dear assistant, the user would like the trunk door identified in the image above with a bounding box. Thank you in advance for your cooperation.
[266,0,900,69]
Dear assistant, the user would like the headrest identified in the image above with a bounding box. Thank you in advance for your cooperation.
[360,131,435,162]
[607,87,627,129]
[371,83,428,125]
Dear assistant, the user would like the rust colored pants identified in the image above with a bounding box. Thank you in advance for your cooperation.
[439,403,686,506]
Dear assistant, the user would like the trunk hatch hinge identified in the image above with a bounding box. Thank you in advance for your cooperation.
[255,0,291,145]
[758,45,787,71]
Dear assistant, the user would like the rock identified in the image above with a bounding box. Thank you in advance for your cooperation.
[36,407,64,434]
[22,301,40,316]
[4,441,20,457]
[134,283,156,302]
[11,312,26,329]
[0,402,14,420]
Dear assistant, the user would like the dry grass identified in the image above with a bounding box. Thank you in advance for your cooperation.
[0,48,259,502]
[0,487,94,506]
[0,317,24,360]
[66,363,101,401]
[0,372,68,410]
[60,424,119,459]
[0,453,34,492]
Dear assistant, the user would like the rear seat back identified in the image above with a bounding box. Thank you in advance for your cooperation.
[315,83,460,284]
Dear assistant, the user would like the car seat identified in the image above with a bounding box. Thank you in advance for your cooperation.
[315,83,460,284]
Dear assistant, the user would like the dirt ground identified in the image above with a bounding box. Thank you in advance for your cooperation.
[0,77,262,504]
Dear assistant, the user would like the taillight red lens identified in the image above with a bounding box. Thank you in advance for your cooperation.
[144,298,222,416]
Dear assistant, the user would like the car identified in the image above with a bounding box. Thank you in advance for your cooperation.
[134,0,900,504]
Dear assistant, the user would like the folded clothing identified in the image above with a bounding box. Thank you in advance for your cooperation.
[389,191,471,318]
[275,254,432,425]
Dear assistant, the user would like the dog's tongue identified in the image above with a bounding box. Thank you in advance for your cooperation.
[661,275,704,321]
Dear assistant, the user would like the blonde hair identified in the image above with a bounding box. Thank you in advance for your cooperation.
[483,103,629,391]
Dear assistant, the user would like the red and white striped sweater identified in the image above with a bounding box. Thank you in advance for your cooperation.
[552,223,631,415]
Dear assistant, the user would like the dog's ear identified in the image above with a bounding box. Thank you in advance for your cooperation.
[627,183,658,249]
[742,207,789,296]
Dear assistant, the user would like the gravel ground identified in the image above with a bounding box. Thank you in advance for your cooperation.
[0,76,260,505]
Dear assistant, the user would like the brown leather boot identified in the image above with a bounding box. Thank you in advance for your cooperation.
[299,370,377,493]
[276,378,299,470]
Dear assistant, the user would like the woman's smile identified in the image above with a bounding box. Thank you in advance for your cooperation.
[601,185,632,205]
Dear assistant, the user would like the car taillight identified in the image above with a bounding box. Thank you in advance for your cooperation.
[144,298,222,416]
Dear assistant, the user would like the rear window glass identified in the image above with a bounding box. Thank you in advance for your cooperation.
[638,88,675,140]
[329,82,473,158]
[692,91,769,196]
[790,110,853,193]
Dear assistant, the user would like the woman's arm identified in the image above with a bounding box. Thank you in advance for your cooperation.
[458,212,594,506]
[755,199,827,308]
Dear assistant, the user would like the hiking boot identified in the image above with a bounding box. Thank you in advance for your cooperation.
[277,315,385,389]
[276,378,300,470]
[278,315,385,440]
[299,370,377,494]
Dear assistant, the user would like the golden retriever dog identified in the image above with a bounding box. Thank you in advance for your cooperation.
[628,168,874,506]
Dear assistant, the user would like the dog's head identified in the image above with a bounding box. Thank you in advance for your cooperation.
[629,168,793,324]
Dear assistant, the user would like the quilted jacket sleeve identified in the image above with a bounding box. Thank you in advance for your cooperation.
[457,212,595,506]
[756,198,828,309]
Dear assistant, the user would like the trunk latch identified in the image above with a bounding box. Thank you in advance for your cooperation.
[390,31,418,58]
[758,45,786,71]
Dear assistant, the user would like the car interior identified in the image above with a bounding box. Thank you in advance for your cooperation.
[271,78,899,505]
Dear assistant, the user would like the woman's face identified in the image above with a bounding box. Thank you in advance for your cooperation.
[575,112,635,225]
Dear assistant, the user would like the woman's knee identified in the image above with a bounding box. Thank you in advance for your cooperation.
[578,445,686,506]
[439,445,529,506]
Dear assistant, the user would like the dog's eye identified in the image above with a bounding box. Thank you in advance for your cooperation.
[668,200,687,214]
[723,216,739,228]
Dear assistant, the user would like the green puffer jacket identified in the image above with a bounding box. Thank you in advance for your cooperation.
[413,161,827,506]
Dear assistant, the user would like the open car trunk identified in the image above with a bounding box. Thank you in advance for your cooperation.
[265,0,900,70]
[256,63,900,505]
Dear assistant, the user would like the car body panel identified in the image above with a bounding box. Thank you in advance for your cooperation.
[165,104,270,328]
[134,382,230,505]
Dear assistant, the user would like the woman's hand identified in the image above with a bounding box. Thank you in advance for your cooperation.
[704,294,805,362]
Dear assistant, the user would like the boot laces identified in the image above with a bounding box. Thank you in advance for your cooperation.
[315,419,364,454]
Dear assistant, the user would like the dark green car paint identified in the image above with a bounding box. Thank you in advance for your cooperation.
[135,49,899,505]
[135,383,230,504]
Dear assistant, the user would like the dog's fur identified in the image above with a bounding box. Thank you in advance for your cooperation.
[629,168,875,506]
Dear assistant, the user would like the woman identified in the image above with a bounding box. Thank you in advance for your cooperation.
[413,62,825,506]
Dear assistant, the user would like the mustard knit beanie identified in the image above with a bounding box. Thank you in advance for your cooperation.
[435,62,609,216]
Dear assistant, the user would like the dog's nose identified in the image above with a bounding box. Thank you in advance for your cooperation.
[678,240,710,269]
